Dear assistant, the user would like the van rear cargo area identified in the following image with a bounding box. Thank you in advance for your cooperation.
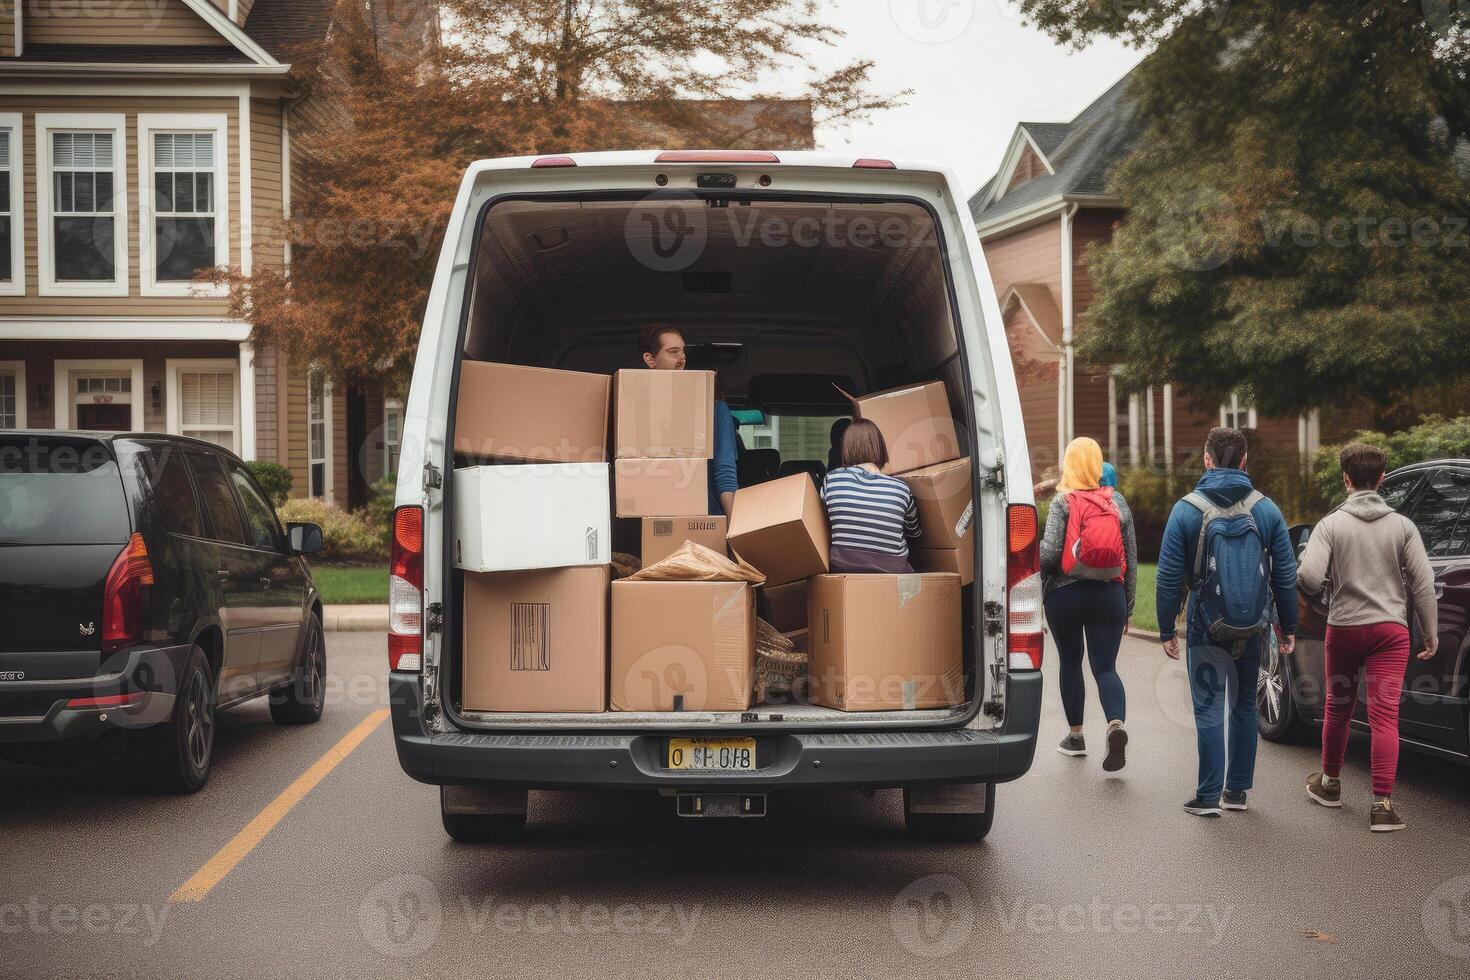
[443,192,984,731]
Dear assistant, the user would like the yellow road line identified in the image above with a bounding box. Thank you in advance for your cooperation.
[170,708,390,904]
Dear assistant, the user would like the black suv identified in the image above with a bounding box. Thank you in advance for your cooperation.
[0,432,326,792]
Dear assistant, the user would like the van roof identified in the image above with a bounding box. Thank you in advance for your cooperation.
[462,149,962,183]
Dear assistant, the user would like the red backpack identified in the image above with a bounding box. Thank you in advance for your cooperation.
[1060,488,1126,582]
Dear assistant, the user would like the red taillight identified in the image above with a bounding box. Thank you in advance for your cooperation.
[1006,504,1044,670]
[389,506,424,672]
[531,156,576,168]
[654,150,781,164]
[852,158,897,169]
[101,532,153,654]
[66,692,145,709]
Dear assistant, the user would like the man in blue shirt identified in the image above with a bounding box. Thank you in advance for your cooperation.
[1156,427,1298,817]
[639,324,739,517]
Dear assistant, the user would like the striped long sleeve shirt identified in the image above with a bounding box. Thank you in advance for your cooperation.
[820,465,921,558]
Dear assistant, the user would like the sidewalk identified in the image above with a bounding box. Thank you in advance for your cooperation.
[322,605,388,632]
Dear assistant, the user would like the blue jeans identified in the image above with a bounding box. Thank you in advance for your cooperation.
[1186,639,1261,801]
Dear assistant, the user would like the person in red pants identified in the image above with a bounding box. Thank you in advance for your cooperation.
[1296,443,1439,832]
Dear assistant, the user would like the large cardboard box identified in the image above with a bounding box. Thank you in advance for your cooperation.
[762,579,809,633]
[609,580,755,712]
[455,360,610,463]
[462,566,609,712]
[727,474,830,587]
[899,457,974,551]
[844,381,961,475]
[641,516,728,565]
[453,464,611,572]
[614,458,708,517]
[911,532,975,587]
[614,369,715,459]
[807,573,964,711]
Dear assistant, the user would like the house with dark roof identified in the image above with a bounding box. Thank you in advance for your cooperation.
[0,0,437,507]
[969,69,1366,479]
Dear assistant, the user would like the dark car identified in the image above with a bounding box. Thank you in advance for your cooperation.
[1259,460,1470,763]
[0,432,326,792]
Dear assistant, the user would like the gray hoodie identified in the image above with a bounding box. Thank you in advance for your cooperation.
[1297,490,1437,636]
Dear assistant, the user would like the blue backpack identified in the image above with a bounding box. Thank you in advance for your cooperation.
[1184,490,1273,658]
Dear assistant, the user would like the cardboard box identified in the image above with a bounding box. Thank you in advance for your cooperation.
[762,579,809,633]
[609,580,755,712]
[455,360,610,463]
[843,381,961,475]
[806,573,964,711]
[899,457,974,551]
[614,369,715,459]
[911,534,975,587]
[453,464,611,572]
[727,474,830,587]
[641,516,727,565]
[462,566,609,712]
[614,458,708,517]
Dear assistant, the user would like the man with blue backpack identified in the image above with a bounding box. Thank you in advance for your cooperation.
[1156,427,1299,817]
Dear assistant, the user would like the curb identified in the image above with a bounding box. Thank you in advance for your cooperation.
[322,605,388,632]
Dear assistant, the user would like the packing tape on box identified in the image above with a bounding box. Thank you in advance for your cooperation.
[903,680,917,711]
[897,574,922,608]
[955,500,974,538]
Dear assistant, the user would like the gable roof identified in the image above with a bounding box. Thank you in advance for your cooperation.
[970,69,1139,228]
[244,0,336,61]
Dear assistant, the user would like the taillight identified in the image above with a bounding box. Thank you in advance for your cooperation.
[389,506,424,672]
[1006,504,1044,670]
[852,158,897,169]
[66,692,145,709]
[101,532,153,653]
[654,150,781,163]
[531,155,576,168]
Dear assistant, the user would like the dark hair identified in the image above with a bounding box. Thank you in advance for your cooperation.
[840,419,889,470]
[638,323,683,358]
[1205,427,1248,470]
[829,417,851,447]
[1340,442,1388,489]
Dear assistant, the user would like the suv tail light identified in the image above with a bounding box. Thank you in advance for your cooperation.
[1006,504,1044,670]
[389,506,424,672]
[655,150,780,163]
[101,532,153,653]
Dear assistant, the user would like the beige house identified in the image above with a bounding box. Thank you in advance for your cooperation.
[0,0,418,505]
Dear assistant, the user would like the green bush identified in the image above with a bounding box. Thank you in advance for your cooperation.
[248,460,292,506]
[276,498,387,564]
[1313,414,1470,507]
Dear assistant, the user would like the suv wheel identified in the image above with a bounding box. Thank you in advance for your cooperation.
[904,783,995,842]
[270,614,326,726]
[1257,630,1307,743]
[132,644,215,793]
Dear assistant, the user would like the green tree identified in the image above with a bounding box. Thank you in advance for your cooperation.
[1017,0,1470,415]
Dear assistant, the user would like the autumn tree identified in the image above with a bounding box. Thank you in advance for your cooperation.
[221,0,900,384]
[1016,0,1470,416]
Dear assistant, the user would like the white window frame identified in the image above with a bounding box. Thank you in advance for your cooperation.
[166,357,241,454]
[52,358,145,431]
[307,369,333,500]
[0,360,27,429]
[747,414,780,451]
[36,113,129,298]
[1220,392,1258,430]
[138,114,230,298]
[0,114,23,297]
[383,397,404,479]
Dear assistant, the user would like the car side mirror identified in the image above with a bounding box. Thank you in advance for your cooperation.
[1288,523,1313,558]
[288,522,324,556]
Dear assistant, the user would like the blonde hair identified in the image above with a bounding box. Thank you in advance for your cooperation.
[1056,437,1104,494]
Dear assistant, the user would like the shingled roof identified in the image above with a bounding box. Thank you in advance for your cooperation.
[244,0,336,61]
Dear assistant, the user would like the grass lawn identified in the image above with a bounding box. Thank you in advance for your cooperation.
[312,565,387,605]
[1131,563,1159,633]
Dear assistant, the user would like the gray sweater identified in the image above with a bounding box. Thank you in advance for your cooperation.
[1039,490,1139,615]
[1297,490,1437,636]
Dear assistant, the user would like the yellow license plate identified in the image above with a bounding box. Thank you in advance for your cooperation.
[667,737,756,771]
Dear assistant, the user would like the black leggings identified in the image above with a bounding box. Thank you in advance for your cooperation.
[1043,580,1128,728]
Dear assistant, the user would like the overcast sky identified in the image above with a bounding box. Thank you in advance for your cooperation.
[806,1,1147,196]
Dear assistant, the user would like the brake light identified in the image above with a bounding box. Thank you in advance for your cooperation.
[654,150,781,163]
[1007,504,1044,670]
[531,156,576,168]
[852,158,897,169]
[389,506,424,671]
[66,692,145,709]
[101,532,153,653]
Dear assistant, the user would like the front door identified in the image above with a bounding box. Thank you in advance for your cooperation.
[184,452,262,699]
[1402,467,1470,745]
[226,460,307,687]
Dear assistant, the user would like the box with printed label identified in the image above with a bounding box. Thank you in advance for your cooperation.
[899,457,974,551]
[453,464,611,572]
[614,458,709,518]
[726,474,830,587]
[614,369,715,459]
[841,381,961,475]
[641,516,728,565]
[609,580,755,712]
[454,360,610,463]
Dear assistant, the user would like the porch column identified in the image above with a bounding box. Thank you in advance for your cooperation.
[1163,383,1175,473]
[240,342,257,461]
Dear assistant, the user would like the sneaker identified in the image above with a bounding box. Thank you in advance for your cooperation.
[1184,796,1223,817]
[1221,790,1248,811]
[1102,724,1128,772]
[1370,799,1406,833]
[1307,772,1342,808]
[1057,732,1087,757]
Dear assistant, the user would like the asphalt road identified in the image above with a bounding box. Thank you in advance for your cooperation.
[3,632,1469,980]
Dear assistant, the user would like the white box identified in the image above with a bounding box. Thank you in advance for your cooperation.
[452,464,611,572]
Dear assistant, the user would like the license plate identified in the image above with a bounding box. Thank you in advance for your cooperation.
[667,737,756,771]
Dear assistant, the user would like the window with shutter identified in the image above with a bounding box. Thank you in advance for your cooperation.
[152,132,217,282]
[179,371,236,451]
[51,131,117,283]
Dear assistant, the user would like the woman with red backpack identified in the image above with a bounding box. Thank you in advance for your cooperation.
[1039,437,1138,771]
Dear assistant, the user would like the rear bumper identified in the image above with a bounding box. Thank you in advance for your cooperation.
[390,671,1042,791]
[0,644,187,743]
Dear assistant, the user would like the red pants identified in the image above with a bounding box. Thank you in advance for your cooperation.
[1320,623,1410,796]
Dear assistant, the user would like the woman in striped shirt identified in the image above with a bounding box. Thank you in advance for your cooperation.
[821,419,921,574]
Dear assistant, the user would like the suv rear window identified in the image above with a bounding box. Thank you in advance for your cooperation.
[0,436,130,545]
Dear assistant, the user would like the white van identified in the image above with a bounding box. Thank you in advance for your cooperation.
[387,150,1043,843]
